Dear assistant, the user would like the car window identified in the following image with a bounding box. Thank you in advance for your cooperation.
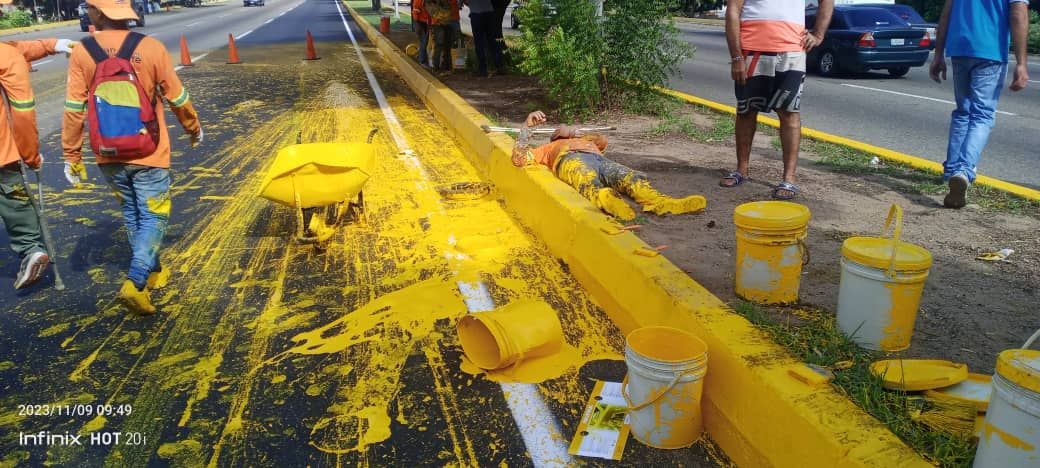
[806,12,848,30]
[887,5,926,24]
[846,9,906,28]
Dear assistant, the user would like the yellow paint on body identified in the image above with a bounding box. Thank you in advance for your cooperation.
[146,194,171,217]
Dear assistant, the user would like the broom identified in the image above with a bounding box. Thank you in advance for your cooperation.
[908,396,978,437]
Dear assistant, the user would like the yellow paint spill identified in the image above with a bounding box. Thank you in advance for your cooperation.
[38,322,71,338]
[271,375,287,384]
[81,415,106,434]
[0,361,13,371]
[982,421,1036,451]
[146,194,171,217]
[199,195,233,201]
[74,217,96,227]
[157,439,205,467]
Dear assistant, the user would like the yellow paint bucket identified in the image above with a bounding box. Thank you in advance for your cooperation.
[733,201,811,304]
[837,205,932,351]
[622,326,708,449]
[974,349,1040,467]
[457,300,563,370]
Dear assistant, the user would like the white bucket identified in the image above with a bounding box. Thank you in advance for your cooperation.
[836,205,932,351]
[973,349,1040,467]
[622,326,708,449]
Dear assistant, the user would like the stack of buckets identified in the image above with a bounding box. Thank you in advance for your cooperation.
[975,346,1040,466]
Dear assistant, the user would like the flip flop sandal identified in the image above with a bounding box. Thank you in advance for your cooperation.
[719,171,747,188]
[772,182,800,200]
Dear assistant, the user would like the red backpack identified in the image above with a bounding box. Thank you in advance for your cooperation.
[82,32,160,159]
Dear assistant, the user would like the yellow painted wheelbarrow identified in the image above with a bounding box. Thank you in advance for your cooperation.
[259,137,376,244]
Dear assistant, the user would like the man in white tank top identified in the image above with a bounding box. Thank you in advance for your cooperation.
[720,0,833,200]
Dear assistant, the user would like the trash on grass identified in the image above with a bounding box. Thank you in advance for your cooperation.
[976,249,1014,262]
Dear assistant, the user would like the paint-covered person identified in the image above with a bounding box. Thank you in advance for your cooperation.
[463,0,503,77]
[512,111,706,221]
[721,0,833,200]
[930,0,1030,208]
[62,0,202,314]
[411,0,432,67]
[0,33,77,290]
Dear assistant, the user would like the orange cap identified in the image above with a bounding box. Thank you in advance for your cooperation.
[87,0,139,21]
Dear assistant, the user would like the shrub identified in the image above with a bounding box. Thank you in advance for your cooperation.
[0,10,34,29]
[1028,10,1040,55]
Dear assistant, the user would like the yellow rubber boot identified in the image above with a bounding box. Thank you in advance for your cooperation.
[118,280,156,315]
[643,195,708,216]
[307,215,335,243]
[147,268,170,290]
[596,188,636,221]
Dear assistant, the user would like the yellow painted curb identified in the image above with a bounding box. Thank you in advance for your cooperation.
[658,87,1040,202]
[0,20,78,37]
[345,3,929,466]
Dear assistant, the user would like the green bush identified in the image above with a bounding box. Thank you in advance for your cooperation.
[515,0,693,119]
[0,10,34,30]
[1029,10,1040,55]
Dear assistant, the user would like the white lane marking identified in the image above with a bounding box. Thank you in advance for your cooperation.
[334,2,575,465]
[841,83,1017,116]
[1029,80,1040,84]
[455,281,573,468]
[264,18,274,24]
[185,20,203,28]
[174,52,211,71]
[32,59,53,66]
[235,29,254,40]
[218,12,232,18]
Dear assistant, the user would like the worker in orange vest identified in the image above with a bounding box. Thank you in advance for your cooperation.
[0,29,76,290]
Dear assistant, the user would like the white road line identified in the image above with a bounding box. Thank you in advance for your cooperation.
[841,83,1017,116]
[185,20,203,28]
[1029,80,1040,84]
[174,52,211,71]
[235,29,254,40]
[334,2,574,465]
[264,18,274,24]
[33,59,53,66]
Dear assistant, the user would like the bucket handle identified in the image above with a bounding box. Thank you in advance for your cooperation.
[1022,327,1040,350]
[880,204,904,278]
[621,370,694,411]
[798,238,810,266]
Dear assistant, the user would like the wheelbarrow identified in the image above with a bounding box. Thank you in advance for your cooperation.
[258,136,376,244]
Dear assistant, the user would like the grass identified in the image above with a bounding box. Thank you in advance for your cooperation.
[649,101,735,144]
[731,301,978,467]
[806,140,1040,215]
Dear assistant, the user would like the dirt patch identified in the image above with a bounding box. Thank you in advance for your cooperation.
[422,63,1040,374]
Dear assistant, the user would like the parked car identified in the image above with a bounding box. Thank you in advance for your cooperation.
[859,3,936,50]
[509,0,556,29]
[79,0,146,31]
[805,6,929,77]
[243,0,265,6]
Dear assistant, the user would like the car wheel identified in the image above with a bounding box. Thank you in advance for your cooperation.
[888,66,910,78]
[817,50,839,77]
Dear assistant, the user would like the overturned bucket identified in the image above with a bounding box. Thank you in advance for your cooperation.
[734,201,811,304]
[623,326,708,449]
[837,205,931,351]
[974,348,1040,467]
[457,300,563,370]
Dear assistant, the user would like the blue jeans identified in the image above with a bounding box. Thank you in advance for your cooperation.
[944,57,1007,182]
[100,164,170,290]
[416,21,430,66]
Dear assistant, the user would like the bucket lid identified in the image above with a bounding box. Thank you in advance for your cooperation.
[842,237,933,271]
[625,326,707,364]
[995,349,1040,394]
[924,373,993,412]
[733,201,811,231]
[870,359,968,391]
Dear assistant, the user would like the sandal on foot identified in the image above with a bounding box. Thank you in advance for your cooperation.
[719,171,747,188]
[772,182,800,200]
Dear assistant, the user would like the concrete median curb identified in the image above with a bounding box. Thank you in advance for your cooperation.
[0,20,78,37]
[344,2,928,466]
[659,87,1040,202]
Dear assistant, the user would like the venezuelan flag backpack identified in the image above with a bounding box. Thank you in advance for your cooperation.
[81,32,159,159]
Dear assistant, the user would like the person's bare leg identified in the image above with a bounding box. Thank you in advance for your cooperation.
[777,110,801,185]
[722,111,758,187]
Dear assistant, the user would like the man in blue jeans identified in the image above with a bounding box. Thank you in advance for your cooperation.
[930,0,1030,209]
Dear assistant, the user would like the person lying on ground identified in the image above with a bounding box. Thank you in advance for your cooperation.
[0,35,77,290]
[511,111,706,221]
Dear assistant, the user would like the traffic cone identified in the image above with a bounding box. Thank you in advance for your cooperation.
[179,35,193,67]
[226,34,241,64]
[304,30,320,60]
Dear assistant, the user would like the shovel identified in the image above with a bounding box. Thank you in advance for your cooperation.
[18,162,65,291]
[481,124,616,135]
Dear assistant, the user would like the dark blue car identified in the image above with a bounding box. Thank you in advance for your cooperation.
[806,6,930,77]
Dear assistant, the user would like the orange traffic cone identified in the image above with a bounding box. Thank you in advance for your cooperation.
[304,30,320,60]
[179,35,193,67]
[226,34,241,64]
[88,25,96,33]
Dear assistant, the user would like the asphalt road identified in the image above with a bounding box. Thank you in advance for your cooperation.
[672,24,1040,189]
[0,1,726,465]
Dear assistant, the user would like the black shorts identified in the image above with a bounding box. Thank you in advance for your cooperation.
[734,51,806,114]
